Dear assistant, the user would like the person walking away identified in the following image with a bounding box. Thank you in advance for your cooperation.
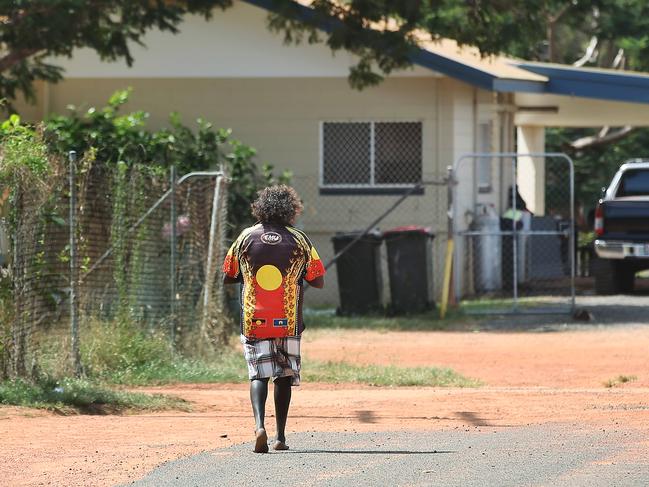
[223,185,325,453]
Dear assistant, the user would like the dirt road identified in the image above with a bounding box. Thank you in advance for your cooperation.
[1,307,649,486]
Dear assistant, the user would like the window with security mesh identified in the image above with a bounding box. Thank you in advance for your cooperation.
[321,121,422,188]
[322,122,371,185]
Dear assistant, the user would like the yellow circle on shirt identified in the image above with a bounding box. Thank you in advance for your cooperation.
[311,247,320,260]
[256,265,283,291]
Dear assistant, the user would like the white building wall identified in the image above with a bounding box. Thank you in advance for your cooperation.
[51,0,437,80]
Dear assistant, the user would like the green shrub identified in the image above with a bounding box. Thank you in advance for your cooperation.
[44,88,291,233]
[0,115,51,186]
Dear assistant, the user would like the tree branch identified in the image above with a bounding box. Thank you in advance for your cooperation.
[549,4,571,24]
[570,126,635,150]
[573,36,598,67]
[0,49,42,73]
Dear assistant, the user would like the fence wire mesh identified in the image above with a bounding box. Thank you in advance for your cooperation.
[292,172,448,312]
[10,157,68,378]
[453,154,575,314]
[1,156,228,380]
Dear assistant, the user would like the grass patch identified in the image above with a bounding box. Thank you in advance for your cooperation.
[80,319,177,380]
[0,377,189,413]
[102,356,480,388]
[103,351,248,386]
[459,297,542,313]
[23,318,480,399]
[304,308,473,332]
[604,375,638,388]
[303,361,481,387]
[95,348,480,388]
[304,298,546,332]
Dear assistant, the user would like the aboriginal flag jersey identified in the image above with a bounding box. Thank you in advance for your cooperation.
[222,223,325,339]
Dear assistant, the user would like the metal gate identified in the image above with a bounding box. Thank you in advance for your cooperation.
[452,153,575,314]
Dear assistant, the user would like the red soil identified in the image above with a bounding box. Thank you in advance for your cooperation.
[1,326,648,486]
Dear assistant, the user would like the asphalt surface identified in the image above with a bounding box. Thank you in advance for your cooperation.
[477,293,649,331]
[126,427,648,487]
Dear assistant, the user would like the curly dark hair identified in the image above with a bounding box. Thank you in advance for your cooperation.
[251,184,304,225]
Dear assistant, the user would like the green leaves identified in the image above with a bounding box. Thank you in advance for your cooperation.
[0,114,50,186]
[40,88,288,233]
[0,1,233,104]
[2,0,649,99]
[548,126,649,215]
[266,0,649,88]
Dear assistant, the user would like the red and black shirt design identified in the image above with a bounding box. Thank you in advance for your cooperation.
[222,223,325,339]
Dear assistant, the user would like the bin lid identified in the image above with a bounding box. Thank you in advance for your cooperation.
[331,228,383,242]
[383,225,434,238]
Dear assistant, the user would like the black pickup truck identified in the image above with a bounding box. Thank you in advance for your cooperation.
[593,161,649,294]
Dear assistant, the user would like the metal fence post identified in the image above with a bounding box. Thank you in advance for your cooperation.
[569,157,576,312]
[12,184,24,378]
[169,165,177,345]
[69,150,81,377]
[202,174,223,332]
[511,156,519,312]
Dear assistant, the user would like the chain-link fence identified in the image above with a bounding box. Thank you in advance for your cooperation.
[291,120,450,312]
[2,153,228,380]
[452,153,575,314]
[293,174,448,312]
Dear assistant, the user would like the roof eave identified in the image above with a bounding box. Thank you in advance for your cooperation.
[243,0,548,92]
[515,63,649,104]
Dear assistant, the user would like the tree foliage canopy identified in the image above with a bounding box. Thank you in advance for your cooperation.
[0,0,230,104]
[3,0,649,213]
[267,0,649,87]
[3,1,649,97]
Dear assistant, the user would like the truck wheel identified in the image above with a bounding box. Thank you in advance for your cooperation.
[594,259,619,295]
[619,266,635,293]
[593,258,635,295]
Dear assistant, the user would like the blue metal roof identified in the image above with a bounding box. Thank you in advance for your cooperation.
[407,49,546,93]
[243,0,649,104]
[513,63,649,104]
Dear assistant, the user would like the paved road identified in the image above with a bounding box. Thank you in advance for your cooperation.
[127,427,648,487]
[478,293,649,331]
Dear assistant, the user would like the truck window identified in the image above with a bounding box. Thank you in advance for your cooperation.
[616,169,649,197]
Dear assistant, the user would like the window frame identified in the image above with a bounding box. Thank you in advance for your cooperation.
[319,120,423,194]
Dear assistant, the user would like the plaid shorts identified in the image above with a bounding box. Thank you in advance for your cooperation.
[241,335,301,386]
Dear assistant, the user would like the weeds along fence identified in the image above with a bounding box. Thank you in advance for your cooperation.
[2,152,229,380]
